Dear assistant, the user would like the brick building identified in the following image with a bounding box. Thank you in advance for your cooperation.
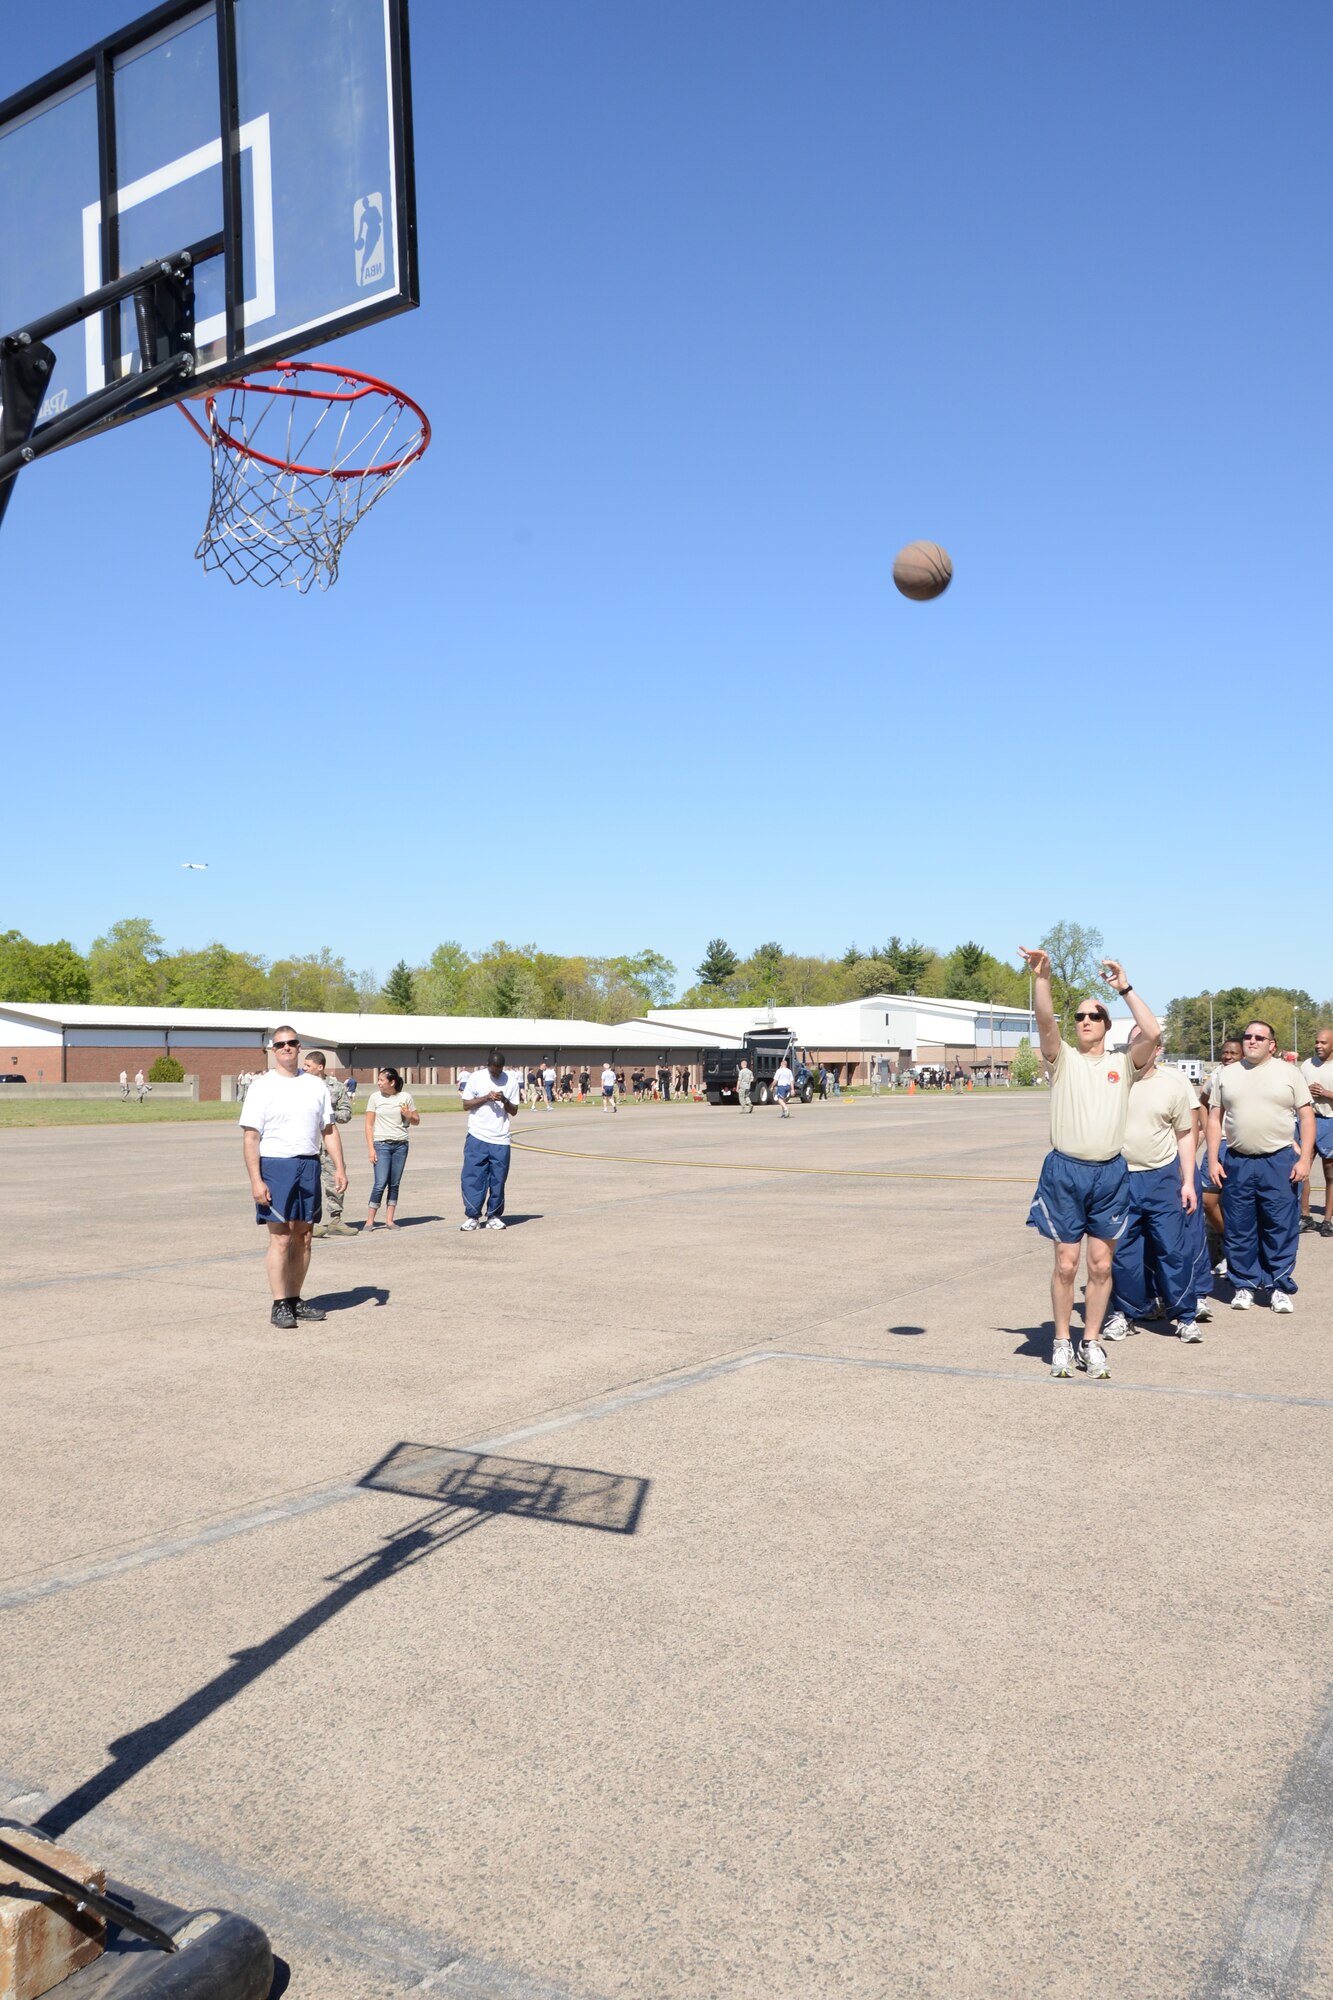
[0,1005,731,1100]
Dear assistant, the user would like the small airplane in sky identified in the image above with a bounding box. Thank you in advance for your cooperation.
[180,862,209,870]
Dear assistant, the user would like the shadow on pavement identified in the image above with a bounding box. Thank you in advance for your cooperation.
[315,1284,390,1312]
[1002,1323,1055,1362]
[34,1448,649,1843]
[885,1324,927,1337]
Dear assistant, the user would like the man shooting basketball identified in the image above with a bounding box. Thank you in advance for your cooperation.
[1019,948,1160,1379]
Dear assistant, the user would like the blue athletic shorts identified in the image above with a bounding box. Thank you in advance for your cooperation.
[1313,1119,1333,1160]
[1027,1149,1130,1244]
[775,1084,792,1100]
[602,1084,615,1097]
[256,1154,321,1226]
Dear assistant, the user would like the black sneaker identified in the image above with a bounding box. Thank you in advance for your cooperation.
[270,1299,297,1329]
[1299,1215,1318,1233]
[293,1298,326,1323]
[1321,1221,1333,1240]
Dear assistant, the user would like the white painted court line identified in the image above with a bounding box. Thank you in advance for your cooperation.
[5,1350,1331,1611]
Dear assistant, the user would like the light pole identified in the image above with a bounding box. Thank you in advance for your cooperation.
[1207,992,1214,1064]
[1293,1003,1300,1060]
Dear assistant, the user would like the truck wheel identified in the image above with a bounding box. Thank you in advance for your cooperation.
[754,1081,771,1106]
[707,1090,723,1106]
[799,1084,813,1103]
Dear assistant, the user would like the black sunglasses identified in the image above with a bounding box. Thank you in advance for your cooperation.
[1073,1011,1105,1023]
[272,1038,300,1050]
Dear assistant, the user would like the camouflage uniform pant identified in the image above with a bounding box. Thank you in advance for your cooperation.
[320,1145,343,1219]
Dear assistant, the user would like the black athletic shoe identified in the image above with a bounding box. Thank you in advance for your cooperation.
[293,1297,326,1322]
[1321,1221,1333,1240]
[270,1299,297,1329]
[1299,1215,1318,1233]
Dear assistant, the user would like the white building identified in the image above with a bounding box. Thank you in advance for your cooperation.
[645,994,1037,1075]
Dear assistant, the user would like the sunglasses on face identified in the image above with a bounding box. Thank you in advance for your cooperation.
[272,1038,300,1050]
[1074,1011,1104,1023]
[1242,1033,1270,1043]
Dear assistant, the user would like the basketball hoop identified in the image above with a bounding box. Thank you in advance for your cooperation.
[182,361,430,591]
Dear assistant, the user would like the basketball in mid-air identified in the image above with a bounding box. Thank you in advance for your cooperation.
[892,540,953,602]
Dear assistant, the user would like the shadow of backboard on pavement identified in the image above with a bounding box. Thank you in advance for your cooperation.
[359,1443,649,1535]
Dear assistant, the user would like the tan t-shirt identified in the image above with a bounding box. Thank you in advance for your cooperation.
[1046,1039,1138,1162]
[1300,1055,1333,1120]
[1122,1065,1193,1172]
[1214,1059,1311,1155]
[366,1088,416,1142]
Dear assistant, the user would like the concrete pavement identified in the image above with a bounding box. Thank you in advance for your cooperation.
[3,1094,1332,1996]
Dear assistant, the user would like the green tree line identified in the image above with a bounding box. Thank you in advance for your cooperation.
[0,921,678,1026]
[4,916,1328,1047]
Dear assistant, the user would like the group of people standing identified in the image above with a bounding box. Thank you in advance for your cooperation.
[238,1034,525,1326]
[1021,947,1325,1381]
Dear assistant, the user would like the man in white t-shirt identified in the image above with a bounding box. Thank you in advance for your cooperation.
[1208,1020,1313,1311]
[773,1059,795,1119]
[1020,946,1160,1380]
[600,1062,618,1113]
[239,1025,346,1329]
[460,1048,523,1230]
[1299,1025,1333,1236]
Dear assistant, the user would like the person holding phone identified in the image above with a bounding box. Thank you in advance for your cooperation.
[364,1065,418,1229]
[459,1048,522,1229]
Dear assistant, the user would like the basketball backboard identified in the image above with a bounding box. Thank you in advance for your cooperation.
[0,0,417,449]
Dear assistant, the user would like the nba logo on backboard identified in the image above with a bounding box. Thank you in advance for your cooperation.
[354,194,385,287]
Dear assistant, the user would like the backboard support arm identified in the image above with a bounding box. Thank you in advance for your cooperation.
[0,251,198,526]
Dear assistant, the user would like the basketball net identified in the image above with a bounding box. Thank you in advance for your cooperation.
[185,361,430,591]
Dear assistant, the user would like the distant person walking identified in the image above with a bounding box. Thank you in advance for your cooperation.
[542,1062,556,1109]
[119,1069,129,1100]
[774,1058,795,1119]
[134,1068,148,1102]
[240,1025,346,1328]
[364,1066,418,1229]
[601,1062,618,1112]
[304,1050,355,1236]
[738,1058,754,1112]
[460,1049,522,1229]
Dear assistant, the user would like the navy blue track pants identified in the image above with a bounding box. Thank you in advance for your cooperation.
[1220,1149,1300,1295]
[1110,1162,1208,1322]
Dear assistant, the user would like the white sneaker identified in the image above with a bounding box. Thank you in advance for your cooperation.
[483,1216,506,1230]
[460,1218,480,1232]
[1194,1298,1214,1322]
[1214,1259,1228,1278]
[1077,1340,1111,1380]
[1101,1311,1136,1342]
[1174,1319,1203,1342]
[1230,1288,1253,1310]
[1271,1292,1294,1314]
[1050,1340,1074,1379]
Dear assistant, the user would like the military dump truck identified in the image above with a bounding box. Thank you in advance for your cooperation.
[703,1030,815,1107]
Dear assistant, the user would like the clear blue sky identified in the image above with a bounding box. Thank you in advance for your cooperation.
[4,1,1329,1004]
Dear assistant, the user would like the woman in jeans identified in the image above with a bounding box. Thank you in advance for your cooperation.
[364,1066,418,1229]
